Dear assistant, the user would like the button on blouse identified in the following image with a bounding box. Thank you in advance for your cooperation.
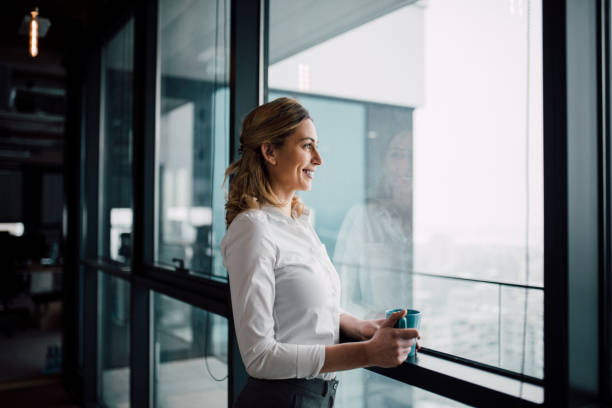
[220,206,342,380]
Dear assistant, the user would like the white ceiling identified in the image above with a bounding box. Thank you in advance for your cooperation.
[152,0,416,82]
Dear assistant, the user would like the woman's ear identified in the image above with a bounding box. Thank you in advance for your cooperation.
[261,143,277,166]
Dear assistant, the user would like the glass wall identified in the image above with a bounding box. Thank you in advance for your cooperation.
[154,0,230,278]
[268,0,544,384]
[154,294,228,407]
[99,19,135,265]
[99,273,131,408]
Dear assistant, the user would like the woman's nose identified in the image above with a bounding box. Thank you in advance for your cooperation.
[312,148,323,166]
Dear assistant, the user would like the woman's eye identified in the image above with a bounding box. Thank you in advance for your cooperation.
[304,144,313,150]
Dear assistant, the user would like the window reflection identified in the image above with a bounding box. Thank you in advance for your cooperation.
[154,294,228,407]
[110,208,133,263]
[155,0,229,277]
[100,19,134,264]
[334,119,414,319]
[99,273,131,408]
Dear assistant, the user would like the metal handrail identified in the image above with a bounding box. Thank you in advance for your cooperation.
[334,261,544,290]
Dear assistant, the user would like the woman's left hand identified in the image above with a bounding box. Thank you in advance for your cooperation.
[358,318,387,340]
[360,319,422,352]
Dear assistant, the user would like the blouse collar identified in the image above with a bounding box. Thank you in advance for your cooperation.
[260,205,310,225]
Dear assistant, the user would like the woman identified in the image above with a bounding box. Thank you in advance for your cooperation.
[221,97,419,408]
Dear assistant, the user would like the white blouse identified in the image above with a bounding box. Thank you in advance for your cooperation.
[220,205,342,380]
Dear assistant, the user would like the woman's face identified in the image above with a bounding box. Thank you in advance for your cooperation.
[264,119,323,197]
[384,132,412,201]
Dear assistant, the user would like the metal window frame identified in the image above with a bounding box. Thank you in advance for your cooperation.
[597,0,612,405]
[566,1,602,406]
[82,47,103,408]
[62,16,87,401]
[68,0,612,407]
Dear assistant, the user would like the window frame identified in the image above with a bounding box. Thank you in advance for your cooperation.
[601,0,612,403]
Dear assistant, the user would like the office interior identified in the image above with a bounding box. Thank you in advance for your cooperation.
[0,0,610,407]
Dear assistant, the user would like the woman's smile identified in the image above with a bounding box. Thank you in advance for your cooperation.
[303,168,315,179]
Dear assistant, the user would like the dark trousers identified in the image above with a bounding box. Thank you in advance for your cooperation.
[233,377,339,408]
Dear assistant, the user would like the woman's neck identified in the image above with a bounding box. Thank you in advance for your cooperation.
[270,184,294,218]
[278,200,292,218]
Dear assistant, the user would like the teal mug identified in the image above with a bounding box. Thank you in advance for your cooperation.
[385,308,421,357]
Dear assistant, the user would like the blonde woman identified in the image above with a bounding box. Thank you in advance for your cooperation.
[221,97,420,408]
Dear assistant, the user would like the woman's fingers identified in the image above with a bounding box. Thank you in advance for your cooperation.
[396,328,419,339]
[381,310,407,328]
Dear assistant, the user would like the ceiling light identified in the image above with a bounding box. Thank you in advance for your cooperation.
[30,9,38,57]
[18,8,51,58]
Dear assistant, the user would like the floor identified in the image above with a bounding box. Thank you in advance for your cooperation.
[101,356,228,408]
[0,295,69,407]
[0,328,62,382]
[0,375,79,408]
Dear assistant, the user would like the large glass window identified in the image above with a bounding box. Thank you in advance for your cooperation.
[99,19,134,264]
[154,0,230,278]
[154,294,228,407]
[99,273,131,408]
[268,0,543,382]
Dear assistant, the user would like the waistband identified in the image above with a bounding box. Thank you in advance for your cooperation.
[247,376,339,397]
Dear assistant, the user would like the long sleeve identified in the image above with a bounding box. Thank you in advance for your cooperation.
[222,214,326,379]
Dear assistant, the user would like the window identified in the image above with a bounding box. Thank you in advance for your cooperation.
[99,273,131,407]
[154,0,230,278]
[336,370,468,407]
[153,293,228,407]
[267,0,543,384]
[99,19,134,264]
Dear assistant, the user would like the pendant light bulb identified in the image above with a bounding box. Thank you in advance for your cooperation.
[30,8,39,57]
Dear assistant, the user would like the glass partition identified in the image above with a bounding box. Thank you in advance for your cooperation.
[154,293,228,407]
[99,273,131,407]
[99,19,134,264]
[268,0,544,382]
[154,0,230,278]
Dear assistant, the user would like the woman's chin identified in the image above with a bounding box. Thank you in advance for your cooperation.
[299,182,313,191]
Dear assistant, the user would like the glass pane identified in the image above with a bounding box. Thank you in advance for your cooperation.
[268,0,544,377]
[78,266,84,369]
[99,272,131,407]
[154,293,228,407]
[99,20,134,264]
[155,0,230,278]
[336,369,468,408]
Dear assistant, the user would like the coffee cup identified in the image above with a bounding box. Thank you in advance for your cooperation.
[385,308,421,357]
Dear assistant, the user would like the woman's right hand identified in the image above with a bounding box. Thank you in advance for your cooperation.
[365,310,419,368]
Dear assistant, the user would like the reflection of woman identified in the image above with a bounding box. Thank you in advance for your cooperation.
[334,131,414,407]
[335,131,413,318]
[221,98,419,407]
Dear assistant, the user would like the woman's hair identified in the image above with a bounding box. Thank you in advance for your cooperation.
[224,97,311,226]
